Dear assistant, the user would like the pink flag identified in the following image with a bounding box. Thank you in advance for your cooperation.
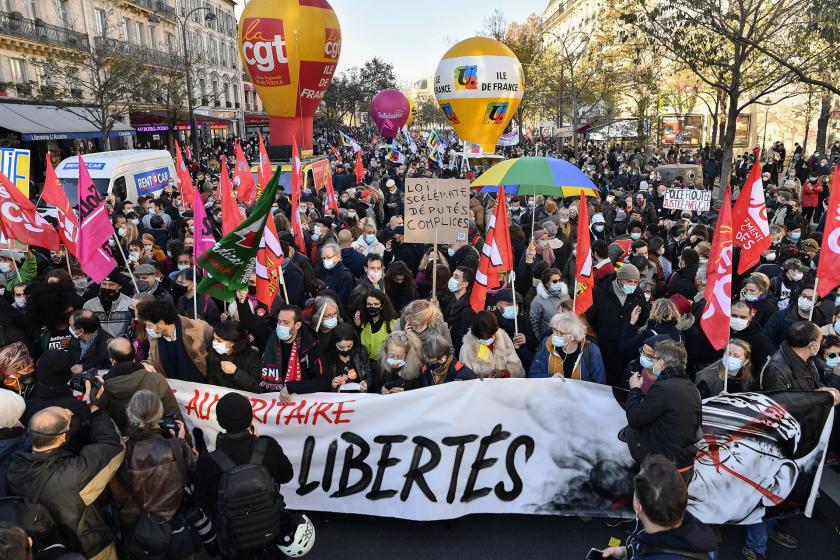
[76,153,116,282]
[193,177,216,262]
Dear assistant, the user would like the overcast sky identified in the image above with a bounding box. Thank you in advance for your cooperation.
[235,0,543,84]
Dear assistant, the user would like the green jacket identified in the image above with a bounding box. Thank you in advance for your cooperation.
[4,254,36,291]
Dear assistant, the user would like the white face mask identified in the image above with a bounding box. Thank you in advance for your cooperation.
[14,296,26,308]
[730,317,749,332]
[367,269,382,284]
[323,258,336,270]
[145,326,162,339]
[798,296,813,311]
[212,340,230,355]
[0,263,10,273]
[177,263,190,271]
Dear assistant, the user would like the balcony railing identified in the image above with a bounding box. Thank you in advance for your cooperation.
[0,12,88,51]
[125,0,175,16]
[94,36,176,68]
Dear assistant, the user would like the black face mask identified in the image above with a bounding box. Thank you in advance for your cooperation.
[171,283,187,300]
[337,348,352,357]
[366,306,381,317]
[247,285,257,295]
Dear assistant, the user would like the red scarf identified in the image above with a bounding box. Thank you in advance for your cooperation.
[285,338,302,383]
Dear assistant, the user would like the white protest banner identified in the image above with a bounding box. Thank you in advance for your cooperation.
[404,178,469,244]
[663,188,712,211]
[170,379,832,525]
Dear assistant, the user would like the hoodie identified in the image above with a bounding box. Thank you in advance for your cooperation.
[627,512,717,559]
[100,362,184,432]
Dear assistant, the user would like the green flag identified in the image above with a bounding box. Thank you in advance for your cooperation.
[197,165,279,301]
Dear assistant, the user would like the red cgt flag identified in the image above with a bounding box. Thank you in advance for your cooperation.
[0,171,60,251]
[289,137,307,255]
[732,147,771,273]
[574,192,594,315]
[256,211,285,308]
[234,141,256,205]
[41,152,78,254]
[701,185,734,350]
[174,142,195,209]
[470,186,513,313]
[220,157,242,236]
[355,150,364,184]
[817,164,840,297]
[256,132,272,200]
[324,172,339,215]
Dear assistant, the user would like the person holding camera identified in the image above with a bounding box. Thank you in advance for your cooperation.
[99,338,184,433]
[109,390,199,560]
[7,374,125,560]
[68,310,113,373]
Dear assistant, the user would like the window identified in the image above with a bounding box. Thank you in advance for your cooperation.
[0,0,11,13]
[136,22,145,46]
[166,32,175,52]
[54,0,69,26]
[199,78,206,98]
[149,26,156,49]
[26,0,36,19]
[122,19,130,41]
[9,58,27,83]
[95,10,107,37]
[218,41,225,66]
[229,45,236,68]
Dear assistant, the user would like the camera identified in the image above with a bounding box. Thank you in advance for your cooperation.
[68,369,103,395]
[158,412,180,436]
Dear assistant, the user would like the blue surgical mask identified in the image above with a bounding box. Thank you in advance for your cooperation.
[387,357,405,368]
[827,356,840,369]
[275,325,292,341]
[447,247,456,257]
[447,278,460,293]
[365,234,377,244]
[790,232,801,241]
[323,317,338,330]
[549,281,564,293]
[722,356,743,372]
[323,258,336,270]
[652,367,662,377]
[501,306,516,320]
[744,293,758,302]
[622,283,637,295]
[311,229,322,241]
[630,232,641,240]
[551,335,565,348]
[639,354,654,369]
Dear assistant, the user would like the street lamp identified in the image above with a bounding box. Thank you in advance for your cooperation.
[149,7,217,163]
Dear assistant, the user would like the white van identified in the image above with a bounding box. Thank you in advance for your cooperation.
[54,149,176,204]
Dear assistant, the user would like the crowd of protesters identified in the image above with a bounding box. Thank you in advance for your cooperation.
[0,126,838,560]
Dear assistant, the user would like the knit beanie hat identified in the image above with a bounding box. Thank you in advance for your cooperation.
[616,263,640,281]
[216,392,254,433]
[35,350,73,386]
[0,390,25,429]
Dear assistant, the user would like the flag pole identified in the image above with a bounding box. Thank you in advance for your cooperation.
[722,342,729,394]
[279,264,289,305]
[530,184,536,239]
[111,232,139,292]
[65,250,72,276]
[10,243,20,279]
[432,176,439,304]
[510,270,519,335]
[192,263,198,320]
[314,301,327,332]
[809,278,819,322]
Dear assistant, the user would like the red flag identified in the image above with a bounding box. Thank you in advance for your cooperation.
[701,185,733,350]
[817,165,840,297]
[354,150,364,184]
[76,153,116,282]
[41,153,78,255]
[324,172,339,215]
[732,148,771,273]
[330,145,343,162]
[256,132,272,200]
[470,186,513,313]
[220,157,242,236]
[574,192,594,315]
[174,142,195,209]
[289,137,307,255]
[256,211,285,307]
[234,141,256,204]
[0,171,60,251]
[193,176,215,262]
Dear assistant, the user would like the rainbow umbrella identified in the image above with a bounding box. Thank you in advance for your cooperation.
[471,156,597,197]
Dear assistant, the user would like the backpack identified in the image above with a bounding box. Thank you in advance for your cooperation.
[211,439,285,555]
[0,468,67,556]
[121,439,195,560]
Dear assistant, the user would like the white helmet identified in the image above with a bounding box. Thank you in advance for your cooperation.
[277,514,315,557]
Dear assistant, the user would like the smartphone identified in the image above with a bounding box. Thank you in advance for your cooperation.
[586,549,603,560]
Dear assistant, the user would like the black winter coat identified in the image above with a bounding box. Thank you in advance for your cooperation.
[67,328,113,371]
[623,367,702,469]
[206,346,263,392]
[444,293,475,358]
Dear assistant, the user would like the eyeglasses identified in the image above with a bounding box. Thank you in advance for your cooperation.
[639,349,656,360]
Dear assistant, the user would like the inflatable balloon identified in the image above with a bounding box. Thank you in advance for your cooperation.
[434,37,524,153]
[370,89,409,140]
[239,0,341,150]
[406,97,417,128]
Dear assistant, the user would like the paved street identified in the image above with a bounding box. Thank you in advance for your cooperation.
[303,475,840,559]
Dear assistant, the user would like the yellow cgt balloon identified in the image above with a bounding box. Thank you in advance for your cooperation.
[239,0,341,150]
[434,37,524,153]
[405,97,416,129]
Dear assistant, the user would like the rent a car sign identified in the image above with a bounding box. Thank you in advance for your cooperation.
[134,167,171,196]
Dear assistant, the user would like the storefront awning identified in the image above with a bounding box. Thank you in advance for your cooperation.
[0,102,135,141]
[244,114,269,124]
[130,111,232,130]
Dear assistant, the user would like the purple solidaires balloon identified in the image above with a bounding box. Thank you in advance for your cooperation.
[370,89,409,140]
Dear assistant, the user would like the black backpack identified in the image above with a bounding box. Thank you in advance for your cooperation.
[0,468,68,556]
[211,439,285,555]
[121,439,196,560]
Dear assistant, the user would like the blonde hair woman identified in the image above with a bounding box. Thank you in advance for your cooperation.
[527,312,605,382]
[619,298,685,359]
[694,339,755,398]
[374,330,423,393]
[396,299,451,347]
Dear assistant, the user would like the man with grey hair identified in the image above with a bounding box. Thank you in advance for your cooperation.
[319,242,353,305]
[418,334,476,387]
[622,339,702,482]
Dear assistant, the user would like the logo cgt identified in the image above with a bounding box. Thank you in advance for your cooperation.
[241,18,291,86]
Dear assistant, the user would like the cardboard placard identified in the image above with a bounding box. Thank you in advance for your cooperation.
[663,188,711,211]
[404,178,470,244]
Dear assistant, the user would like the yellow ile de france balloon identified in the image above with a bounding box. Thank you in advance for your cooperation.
[434,37,524,153]
[239,0,341,150]
[406,97,416,128]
